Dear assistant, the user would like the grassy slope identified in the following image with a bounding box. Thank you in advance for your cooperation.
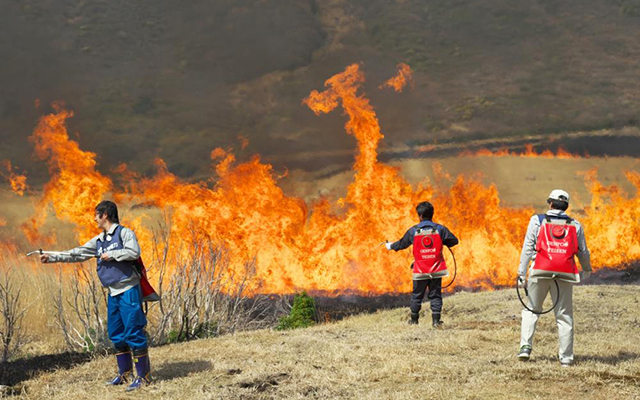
[2,0,640,181]
[17,285,640,399]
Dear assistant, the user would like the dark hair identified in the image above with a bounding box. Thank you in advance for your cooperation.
[547,198,569,211]
[416,201,434,221]
[95,200,120,223]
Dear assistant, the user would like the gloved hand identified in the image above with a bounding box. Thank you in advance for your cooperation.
[582,270,591,280]
[384,241,393,251]
[517,276,527,289]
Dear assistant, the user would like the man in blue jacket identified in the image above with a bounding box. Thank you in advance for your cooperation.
[41,200,151,391]
[386,201,459,327]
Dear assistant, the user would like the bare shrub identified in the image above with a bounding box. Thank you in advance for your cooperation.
[0,266,33,361]
[52,268,109,353]
[147,226,275,345]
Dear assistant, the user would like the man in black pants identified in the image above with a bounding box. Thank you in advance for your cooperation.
[386,202,459,327]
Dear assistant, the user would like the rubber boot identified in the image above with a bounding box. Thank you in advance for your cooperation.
[126,348,151,391]
[408,312,419,325]
[106,347,132,385]
[432,313,444,328]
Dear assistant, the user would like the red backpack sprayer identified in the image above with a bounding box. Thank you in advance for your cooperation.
[412,227,457,289]
[516,214,581,315]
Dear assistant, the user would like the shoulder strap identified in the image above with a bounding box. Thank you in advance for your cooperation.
[119,226,144,273]
[539,214,573,224]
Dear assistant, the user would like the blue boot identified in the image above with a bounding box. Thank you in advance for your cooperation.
[126,348,151,391]
[106,347,132,385]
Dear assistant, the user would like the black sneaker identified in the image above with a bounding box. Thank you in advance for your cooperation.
[517,345,532,361]
[408,313,419,325]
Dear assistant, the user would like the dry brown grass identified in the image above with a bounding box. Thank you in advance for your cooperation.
[10,285,640,399]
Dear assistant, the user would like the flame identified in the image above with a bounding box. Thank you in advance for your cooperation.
[380,63,413,92]
[1,160,29,196]
[23,103,112,243]
[4,65,639,295]
[581,169,640,267]
[462,144,588,159]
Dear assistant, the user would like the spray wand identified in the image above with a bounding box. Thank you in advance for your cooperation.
[25,249,97,258]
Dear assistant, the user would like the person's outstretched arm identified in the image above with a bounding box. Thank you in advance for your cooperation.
[389,228,415,251]
[44,236,99,263]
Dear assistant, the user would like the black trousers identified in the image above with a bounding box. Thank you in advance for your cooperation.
[410,278,442,315]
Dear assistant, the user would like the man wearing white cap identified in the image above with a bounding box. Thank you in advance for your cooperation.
[516,189,592,366]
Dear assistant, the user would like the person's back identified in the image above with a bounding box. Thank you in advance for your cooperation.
[517,190,592,366]
[386,201,459,327]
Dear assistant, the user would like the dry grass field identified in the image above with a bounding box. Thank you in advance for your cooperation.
[9,284,640,400]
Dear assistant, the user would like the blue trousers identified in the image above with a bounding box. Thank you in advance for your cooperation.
[107,285,148,350]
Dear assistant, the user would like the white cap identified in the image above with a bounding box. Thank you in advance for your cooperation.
[548,189,570,203]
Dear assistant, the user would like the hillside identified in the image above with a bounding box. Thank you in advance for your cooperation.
[12,285,640,399]
[2,0,640,182]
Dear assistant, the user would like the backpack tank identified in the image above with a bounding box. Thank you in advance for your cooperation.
[531,215,580,282]
[412,227,448,278]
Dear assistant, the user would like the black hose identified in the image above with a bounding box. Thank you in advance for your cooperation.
[442,246,457,289]
[516,278,559,315]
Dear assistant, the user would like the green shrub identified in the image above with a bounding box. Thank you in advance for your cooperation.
[276,292,316,330]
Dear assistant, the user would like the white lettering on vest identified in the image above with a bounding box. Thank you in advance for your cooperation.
[548,248,567,254]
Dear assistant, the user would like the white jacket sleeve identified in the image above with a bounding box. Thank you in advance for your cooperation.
[518,215,540,277]
[48,236,99,263]
[575,223,592,271]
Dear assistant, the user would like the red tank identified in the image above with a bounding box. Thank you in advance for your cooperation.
[532,216,579,281]
[134,257,160,302]
[412,228,448,277]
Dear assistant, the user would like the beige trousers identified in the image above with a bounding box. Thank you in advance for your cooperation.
[520,278,574,363]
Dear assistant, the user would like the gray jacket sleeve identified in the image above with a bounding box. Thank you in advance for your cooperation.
[108,227,141,262]
[575,222,592,271]
[48,235,99,263]
[518,215,539,277]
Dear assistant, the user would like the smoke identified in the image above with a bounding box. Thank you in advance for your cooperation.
[3,1,640,184]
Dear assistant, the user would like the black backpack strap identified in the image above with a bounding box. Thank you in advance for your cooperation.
[539,213,572,224]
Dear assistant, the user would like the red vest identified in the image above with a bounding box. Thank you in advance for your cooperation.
[412,228,447,275]
[533,215,579,278]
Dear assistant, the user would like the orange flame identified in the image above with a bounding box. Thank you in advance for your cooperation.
[6,65,640,295]
[462,144,588,159]
[23,103,112,243]
[380,63,413,93]
[1,160,29,196]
